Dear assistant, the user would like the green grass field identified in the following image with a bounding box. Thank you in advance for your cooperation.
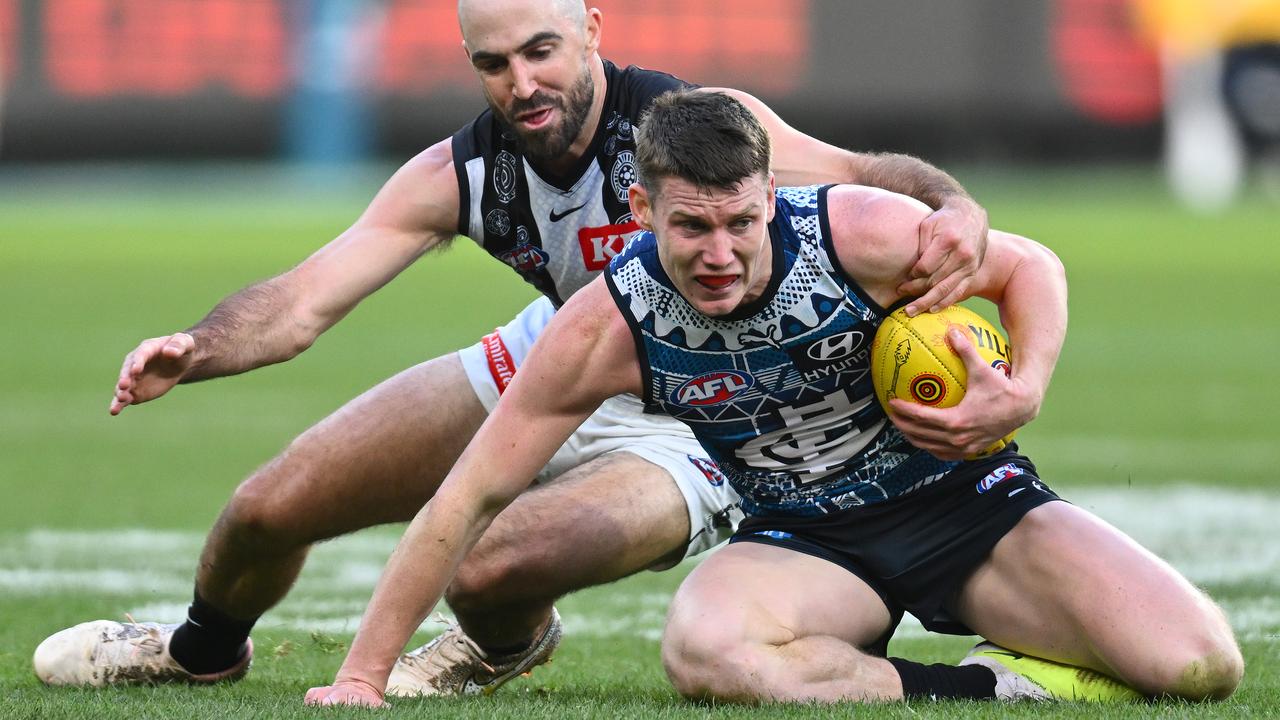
[1,165,1277,719]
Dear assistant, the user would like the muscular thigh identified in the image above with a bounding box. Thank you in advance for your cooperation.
[953,501,1217,673]
[243,353,486,538]
[669,541,893,650]
[461,451,692,596]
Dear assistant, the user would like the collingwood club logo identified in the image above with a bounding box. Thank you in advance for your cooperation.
[494,150,518,204]
[611,151,636,202]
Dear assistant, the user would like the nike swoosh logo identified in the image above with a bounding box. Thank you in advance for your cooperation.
[549,202,588,222]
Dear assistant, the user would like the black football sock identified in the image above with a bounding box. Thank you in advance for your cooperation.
[168,592,256,675]
[888,657,997,701]
[481,640,534,659]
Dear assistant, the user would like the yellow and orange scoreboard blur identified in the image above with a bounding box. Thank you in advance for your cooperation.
[1133,0,1280,58]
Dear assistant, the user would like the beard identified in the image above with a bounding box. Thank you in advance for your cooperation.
[491,65,595,164]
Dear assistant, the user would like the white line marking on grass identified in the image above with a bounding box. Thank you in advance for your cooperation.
[4,487,1277,643]
[0,568,190,595]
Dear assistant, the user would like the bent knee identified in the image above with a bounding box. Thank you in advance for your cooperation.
[661,615,761,701]
[1158,642,1244,701]
[222,457,320,545]
[1141,618,1243,700]
[445,552,526,613]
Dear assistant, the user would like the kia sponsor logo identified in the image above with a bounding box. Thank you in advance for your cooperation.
[671,370,755,407]
[805,330,864,362]
[578,221,640,271]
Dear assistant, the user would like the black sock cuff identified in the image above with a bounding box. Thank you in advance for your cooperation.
[169,592,256,674]
[889,657,997,701]
[187,592,258,638]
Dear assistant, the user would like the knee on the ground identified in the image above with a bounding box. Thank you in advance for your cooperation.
[1157,638,1244,700]
[1143,614,1244,700]
[661,613,766,702]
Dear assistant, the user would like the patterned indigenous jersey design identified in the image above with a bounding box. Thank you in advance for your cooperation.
[605,185,960,517]
[452,60,690,306]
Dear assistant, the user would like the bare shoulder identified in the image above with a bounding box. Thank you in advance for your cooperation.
[357,138,460,247]
[825,185,931,306]
[528,278,643,404]
[544,279,637,370]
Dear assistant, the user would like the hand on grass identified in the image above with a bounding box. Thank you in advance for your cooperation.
[304,679,388,708]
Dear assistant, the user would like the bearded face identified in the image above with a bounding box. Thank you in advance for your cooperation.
[489,62,595,163]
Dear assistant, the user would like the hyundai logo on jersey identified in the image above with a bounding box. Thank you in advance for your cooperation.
[671,370,755,407]
[976,462,1025,493]
[806,330,863,361]
[785,327,870,380]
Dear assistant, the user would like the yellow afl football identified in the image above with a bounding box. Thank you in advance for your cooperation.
[871,304,1015,458]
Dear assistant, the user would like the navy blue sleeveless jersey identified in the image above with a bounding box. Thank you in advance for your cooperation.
[604,185,960,517]
[451,60,690,306]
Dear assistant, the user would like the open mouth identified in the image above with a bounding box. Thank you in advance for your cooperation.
[696,275,738,290]
[515,106,555,129]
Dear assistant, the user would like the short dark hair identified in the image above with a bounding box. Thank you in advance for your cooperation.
[635,89,771,195]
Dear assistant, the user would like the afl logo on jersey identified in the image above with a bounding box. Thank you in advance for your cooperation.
[494,150,518,204]
[671,370,755,407]
[805,330,864,362]
[687,455,727,487]
[498,242,549,273]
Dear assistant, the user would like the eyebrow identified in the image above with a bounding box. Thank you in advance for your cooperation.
[669,204,760,221]
[470,31,563,66]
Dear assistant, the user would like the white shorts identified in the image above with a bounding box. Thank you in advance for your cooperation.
[458,297,743,562]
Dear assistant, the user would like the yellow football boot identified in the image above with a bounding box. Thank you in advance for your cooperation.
[960,642,1145,702]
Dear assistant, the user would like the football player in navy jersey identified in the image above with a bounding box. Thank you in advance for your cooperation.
[305,90,1241,707]
[40,0,1006,695]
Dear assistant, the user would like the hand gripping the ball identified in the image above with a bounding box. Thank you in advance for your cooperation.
[887,325,1037,461]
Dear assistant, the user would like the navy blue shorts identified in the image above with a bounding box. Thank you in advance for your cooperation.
[730,448,1061,653]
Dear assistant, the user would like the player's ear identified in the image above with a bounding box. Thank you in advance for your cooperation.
[629,183,654,231]
[583,8,603,54]
[765,172,777,222]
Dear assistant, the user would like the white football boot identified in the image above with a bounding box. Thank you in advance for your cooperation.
[386,608,562,697]
[959,642,1143,702]
[33,620,252,687]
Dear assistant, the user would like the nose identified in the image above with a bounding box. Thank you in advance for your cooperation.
[701,231,735,268]
[509,58,538,100]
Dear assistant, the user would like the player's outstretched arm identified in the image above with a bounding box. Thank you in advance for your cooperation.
[707,87,988,316]
[110,139,460,414]
[305,278,641,706]
[826,186,1067,459]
